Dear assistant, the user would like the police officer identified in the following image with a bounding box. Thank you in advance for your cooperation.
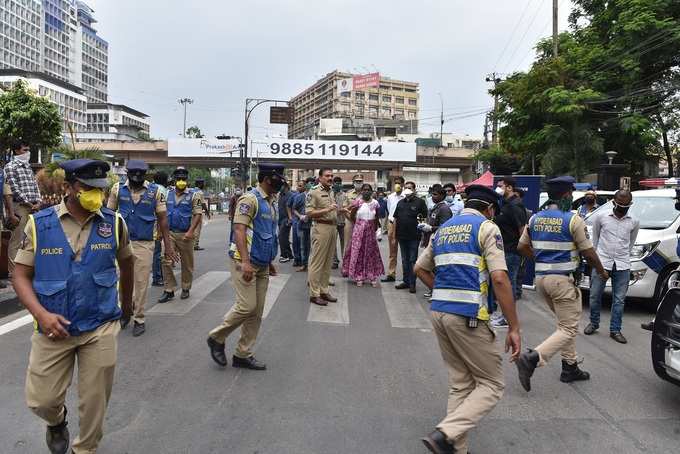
[107,160,176,336]
[193,177,207,251]
[341,174,363,262]
[307,168,338,306]
[516,176,608,391]
[158,168,203,303]
[12,159,134,454]
[414,185,520,454]
[207,163,284,370]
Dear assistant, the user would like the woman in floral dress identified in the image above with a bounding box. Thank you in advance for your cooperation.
[341,184,384,287]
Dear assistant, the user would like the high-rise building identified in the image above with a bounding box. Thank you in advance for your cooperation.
[288,70,419,140]
[76,1,107,103]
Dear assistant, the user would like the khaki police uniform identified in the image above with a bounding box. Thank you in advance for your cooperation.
[16,201,132,454]
[333,189,347,265]
[342,188,359,258]
[519,214,592,365]
[162,189,203,292]
[193,188,205,249]
[107,181,166,324]
[209,186,273,358]
[416,208,507,453]
[307,184,338,298]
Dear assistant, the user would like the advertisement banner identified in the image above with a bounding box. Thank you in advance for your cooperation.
[251,138,416,162]
[353,72,380,90]
[337,77,353,94]
[168,138,241,158]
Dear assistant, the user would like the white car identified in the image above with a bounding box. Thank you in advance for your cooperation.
[580,189,680,302]
[538,191,616,213]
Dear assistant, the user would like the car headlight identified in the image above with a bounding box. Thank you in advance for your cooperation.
[630,241,660,260]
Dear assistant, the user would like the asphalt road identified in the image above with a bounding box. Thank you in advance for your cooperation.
[0,215,679,454]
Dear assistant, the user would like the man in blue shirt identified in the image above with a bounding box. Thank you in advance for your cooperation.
[287,180,305,267]
[292,177,314,271]
[277,182,294,263]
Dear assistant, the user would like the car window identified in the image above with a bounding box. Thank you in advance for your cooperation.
[586,197,680,229]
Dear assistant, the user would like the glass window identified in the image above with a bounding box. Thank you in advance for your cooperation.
[408,99,417,106]
[382,95,391,102]
[396,97,404,104]
[369,93,378,101]
[586,197,680,230]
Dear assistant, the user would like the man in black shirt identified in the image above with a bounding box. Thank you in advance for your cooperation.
[393,181,428,293]
[492,176,528,328]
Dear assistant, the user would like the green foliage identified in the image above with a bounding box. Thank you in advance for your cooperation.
[44,143,106,176]
[0,80,62,154]
[474,146,520,174]
[186,126,203,138]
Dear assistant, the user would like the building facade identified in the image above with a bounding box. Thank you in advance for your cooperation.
[289,70,419,140]
[79,103,150,142]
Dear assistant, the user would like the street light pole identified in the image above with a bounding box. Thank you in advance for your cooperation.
[178,98,193,137]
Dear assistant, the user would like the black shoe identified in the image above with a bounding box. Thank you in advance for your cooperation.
[181,289,190,299]
[279,257,291,263]
[157,291,174,303]
[207,337,227,366]
[132,321,145,337]
[293,262,302,267]
[610,332,628,344]
[560,360,590,383]
[332,262,339,269]
[381,275,396,283]
[516,349,540,392]
[120,316,130,330]
[395,282,409,290]
[583,323,598,335]
[46,407,69,454]
[232,355,267,370]
[0,280,6,289]
[641,321,655,331]
[421,429,454,454]
[194,246,204,251]
[151,281,164,287]
[409,285,416,294]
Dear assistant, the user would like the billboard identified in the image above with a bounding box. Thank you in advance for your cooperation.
[168,138,241,158]
[251,138,415,162]
[337,78,353,94]
[337,73,380,94]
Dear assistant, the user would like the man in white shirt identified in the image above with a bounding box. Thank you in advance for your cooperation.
[382,176,405,282]
[584,190,639,344]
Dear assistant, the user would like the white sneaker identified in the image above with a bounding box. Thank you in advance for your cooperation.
[491,317,509,329]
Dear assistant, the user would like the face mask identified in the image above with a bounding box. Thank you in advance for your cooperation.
[613,202,631,217]
[15,152,30,162]
[404,189,415,198]
[354,182,363,190]
[333,183,342,192]
[175,180,188,190]
[77,188,104,212]
[445,195,454,203]
[557,197,573,212]
[235,191,242,197]
[585,197,595,204]
[129,172,145,186]
[495,187,505,196]
[305,183,314,190]
[361,192,372,201]
[270,176,284,193]
[394,184,402,193]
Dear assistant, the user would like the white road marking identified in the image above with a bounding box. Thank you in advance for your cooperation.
[148,271,230,315]
[263,273,291,319]
[0,313,33,336]
[381,286,432,329]
[307,279,349,325]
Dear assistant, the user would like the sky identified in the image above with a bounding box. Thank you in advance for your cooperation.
[91,0,574,140]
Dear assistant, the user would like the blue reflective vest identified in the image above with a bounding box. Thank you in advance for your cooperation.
[229,188,278,267]
[529,209,578,275]
[0,169,4,213]
[167,189,195,232]
[32,207,121,336]
[117,183,158,241]
[430,213,491,320]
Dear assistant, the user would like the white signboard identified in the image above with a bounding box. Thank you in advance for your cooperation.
[251,138,416,162]
[168,138,241,158]
[337,77,353,94]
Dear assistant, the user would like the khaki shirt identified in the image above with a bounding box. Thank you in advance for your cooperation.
[306,184,337,223]
[519,210,593,252]
[233,186,275,226]
[15,200,132,267]
[343,188,359,210]
[106,181,167,214]
[333,190,347,226]
[416,208,508,273]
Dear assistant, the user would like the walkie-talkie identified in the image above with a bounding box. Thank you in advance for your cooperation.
[467,317,478,329]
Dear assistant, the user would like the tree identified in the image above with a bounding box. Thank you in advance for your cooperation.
[0,80,62,159]
[185,126,203,138]
[474,145,520,174]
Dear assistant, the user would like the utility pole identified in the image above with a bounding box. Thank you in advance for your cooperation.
[178,98,193,137]
[438,92,444,148]
[485,73,501,146]
[553,0,559,57]
[482,113,490,149]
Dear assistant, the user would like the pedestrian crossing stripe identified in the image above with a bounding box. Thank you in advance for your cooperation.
[263,274,291,319]
[307,279,350,325]
[381,285,432,329]
[148,271,230,315]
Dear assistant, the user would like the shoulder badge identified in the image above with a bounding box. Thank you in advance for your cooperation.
[238,202,250,215]
[98,222,113,238]
[495,234,504,251]
[306,192,313,203]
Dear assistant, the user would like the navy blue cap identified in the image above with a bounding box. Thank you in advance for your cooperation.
[60,159,110,188]
[172,167,189,179]
[546,175,576,193]
[464,184,499,206]
[258,162,285,178]
[126,159,148,172]
[195,178,205,183]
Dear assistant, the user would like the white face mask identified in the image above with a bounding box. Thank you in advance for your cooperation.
[495,186,505,196]
[14,152,30,162]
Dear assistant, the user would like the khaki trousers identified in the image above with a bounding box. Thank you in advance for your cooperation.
[208,259,270,358]
[131,240,154,324]
[25,321,120,454]
[387,220,398,277]
[8,203,31,272]
[342,221,353,257]
[431,311,504,454]
[534,275,581,365]
[308,223,337,298]
[162,231,194,292]
[193,218,203,248]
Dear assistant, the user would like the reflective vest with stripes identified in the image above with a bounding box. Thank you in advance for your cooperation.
[229,189,278,267]
[31,206,121,336]
[167,189,195,232]
[430,213,491,320]
[117,183,158,241]
[529,209,578,275]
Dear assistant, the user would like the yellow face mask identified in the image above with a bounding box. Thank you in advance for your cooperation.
[394,184,402,193]
[77,188,104,212]
[175,180,187,190]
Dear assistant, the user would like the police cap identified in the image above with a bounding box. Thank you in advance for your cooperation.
[60,159,110,188]
[172,167,189,179]
[126,159,148,173]
[546,176,576,193]
[464,184,499,207]
[195,177,205,184]
[258,162,285,179]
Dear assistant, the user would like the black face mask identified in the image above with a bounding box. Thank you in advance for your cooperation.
[270,176,284,193]
[361,192,372,201]
[129,173,145,187]
[585,197,595,204]
[675,201,680,212]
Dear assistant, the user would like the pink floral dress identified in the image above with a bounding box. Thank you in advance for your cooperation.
[341,198,384,283]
